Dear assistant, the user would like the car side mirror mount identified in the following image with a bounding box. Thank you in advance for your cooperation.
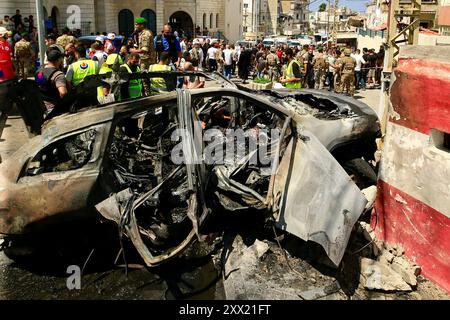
[26,159,44,176]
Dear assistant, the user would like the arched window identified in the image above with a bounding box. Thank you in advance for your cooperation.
[141,9,156,34]
[118,9,134,37]
[210,13,213,29]
[203,13,206,29]
[216,13,219,28]
[51,6,60,27]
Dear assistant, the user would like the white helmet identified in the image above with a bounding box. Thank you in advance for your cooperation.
[107,33,115,40]
[0,27,8,37]
[95,36,104,43]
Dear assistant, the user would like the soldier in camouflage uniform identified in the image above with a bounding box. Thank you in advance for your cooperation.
[266,47,279,82]
[56,27,75,48]
[14,33,33,79]
[131,17,156,96]
[333,50,343,94]
[313,47,327,90]
[340,49,356,96]
[131,17,156,71]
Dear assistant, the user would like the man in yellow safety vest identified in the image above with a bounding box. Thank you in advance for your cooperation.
[66,45,98,88]
[280,48,302,89]
[119,52,143,99]
[148,51,172,93]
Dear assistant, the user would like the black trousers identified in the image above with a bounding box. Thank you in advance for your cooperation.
[209,59,217,72]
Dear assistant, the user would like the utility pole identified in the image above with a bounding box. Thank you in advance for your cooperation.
[35,0,46,66]
[378,0,421,138]
[327,0,331,43]
[332,0,339,45]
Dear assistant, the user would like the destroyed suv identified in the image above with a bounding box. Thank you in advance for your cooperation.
[0,72,380,267]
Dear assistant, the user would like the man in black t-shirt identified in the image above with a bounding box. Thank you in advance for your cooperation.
[36,49,67,116]
[12,10,22,29]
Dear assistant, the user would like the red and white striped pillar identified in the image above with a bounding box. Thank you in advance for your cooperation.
[373,46,450,294]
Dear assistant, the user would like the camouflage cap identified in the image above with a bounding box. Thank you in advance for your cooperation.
[135,17,147,24]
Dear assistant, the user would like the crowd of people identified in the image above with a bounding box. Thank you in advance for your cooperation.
[233,43,386,96]
[0,8,387,120]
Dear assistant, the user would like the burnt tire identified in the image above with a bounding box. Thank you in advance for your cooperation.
[343,158,377,190]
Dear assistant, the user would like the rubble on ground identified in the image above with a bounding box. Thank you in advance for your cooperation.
[357,221,422,292]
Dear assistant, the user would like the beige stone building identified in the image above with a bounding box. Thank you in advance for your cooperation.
[1,0,243,41]
[255,0,308,36]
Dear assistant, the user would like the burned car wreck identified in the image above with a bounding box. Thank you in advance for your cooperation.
[0,72,380,268]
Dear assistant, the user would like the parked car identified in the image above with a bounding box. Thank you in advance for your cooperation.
[77,35,125,53]
[236,40,256,48]
[296,34,314,46]
[262,38,275,47]
[288,39,301,49]
[0,72,379,267]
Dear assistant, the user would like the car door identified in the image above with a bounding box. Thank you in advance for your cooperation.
[270,124,368,266]
[3,123,111,234]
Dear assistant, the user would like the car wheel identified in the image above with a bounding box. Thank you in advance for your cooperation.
[343,158,377,190]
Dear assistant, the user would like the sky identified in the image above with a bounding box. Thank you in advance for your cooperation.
[309,0,373,13]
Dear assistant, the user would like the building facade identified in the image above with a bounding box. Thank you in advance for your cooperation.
[251,0,308,37]
[278,0,309,35]
[243,0,259,35]
[1,0,243,42]
[309,5,355,35]
[437,0,450,35]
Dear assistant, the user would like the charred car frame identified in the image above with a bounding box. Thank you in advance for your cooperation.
[0,72,380,267]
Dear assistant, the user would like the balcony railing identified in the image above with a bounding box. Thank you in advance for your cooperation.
[358,28,386,38]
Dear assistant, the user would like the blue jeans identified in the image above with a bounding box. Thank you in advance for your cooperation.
[223,64,232,79]
[356,70,366,89]
[326,71,334,91]
[355,71,361,90]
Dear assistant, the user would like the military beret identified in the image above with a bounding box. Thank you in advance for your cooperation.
[135,17,147,24]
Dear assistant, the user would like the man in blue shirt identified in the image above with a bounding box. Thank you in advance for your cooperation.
[45,17,53,34]
[154,24,182,67]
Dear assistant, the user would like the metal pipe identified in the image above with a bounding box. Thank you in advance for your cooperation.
[35,0,46,66]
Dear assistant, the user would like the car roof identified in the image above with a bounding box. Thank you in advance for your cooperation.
[78,35,124,41]
[42,86,290,135]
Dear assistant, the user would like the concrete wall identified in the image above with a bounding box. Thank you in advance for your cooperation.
[0,1,34,17]
[357,34,384,51]
[418,33,450,45]
[225,0,243,42]
[374,45,450,294]
[6,0,241,41]
[2,0,96,34]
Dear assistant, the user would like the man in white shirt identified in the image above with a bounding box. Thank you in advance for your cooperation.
[351,49,366,90]
[326,49,336,91]
[44,33,64,66]
[180,38,187,53]
[92,43,107,68]
[222,45,233,79]
[207,44,218,71]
